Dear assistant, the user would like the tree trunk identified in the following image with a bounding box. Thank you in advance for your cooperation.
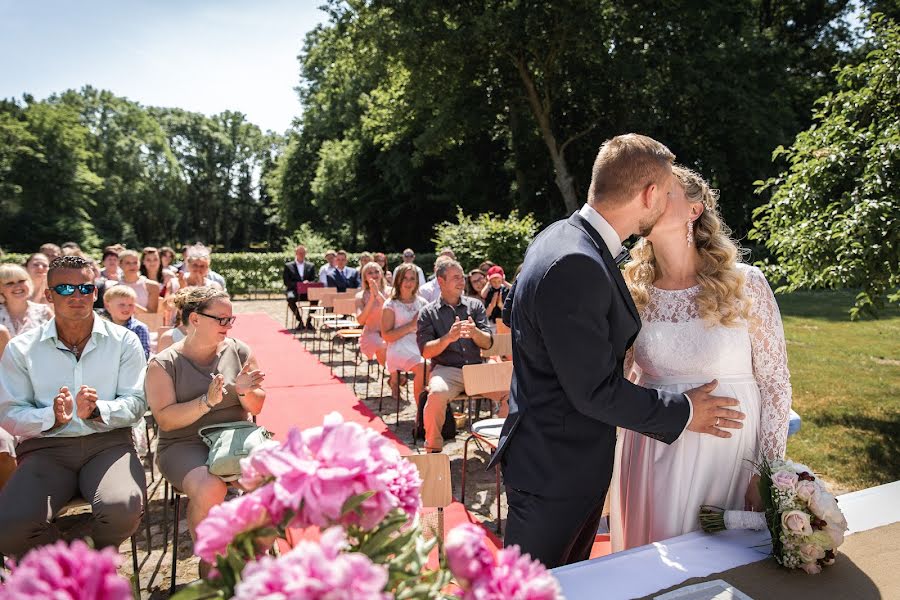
[513,55,580,214]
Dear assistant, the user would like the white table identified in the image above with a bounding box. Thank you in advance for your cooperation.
[553,480,900,600]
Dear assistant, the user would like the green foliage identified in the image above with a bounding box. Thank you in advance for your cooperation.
[751,15,900,318]
[282,223,336,256]
[432,209,540,273]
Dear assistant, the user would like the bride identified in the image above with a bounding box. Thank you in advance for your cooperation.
[609,165,792,551]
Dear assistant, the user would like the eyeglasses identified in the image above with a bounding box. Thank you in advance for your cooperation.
[51,283,96,296]
[196,312,237,326]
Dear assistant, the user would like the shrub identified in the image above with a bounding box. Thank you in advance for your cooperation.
[432,209,540,273]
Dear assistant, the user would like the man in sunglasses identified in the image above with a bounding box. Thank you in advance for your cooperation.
[0,255,147,557]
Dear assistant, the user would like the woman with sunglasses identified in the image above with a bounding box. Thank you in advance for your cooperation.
[144,286,265,572]
[0,263,53,338]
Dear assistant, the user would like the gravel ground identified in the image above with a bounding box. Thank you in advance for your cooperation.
[53,297,506,598]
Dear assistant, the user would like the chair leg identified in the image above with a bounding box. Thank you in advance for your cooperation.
[162,481,169,552]
[461,434,473,503]
[143,486,152,554]
[131,534,141,599]
[170,492,181,595]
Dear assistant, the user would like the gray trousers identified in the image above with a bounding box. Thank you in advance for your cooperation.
[0,428,145,557]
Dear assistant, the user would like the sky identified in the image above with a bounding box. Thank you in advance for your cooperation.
[0,0,326,133]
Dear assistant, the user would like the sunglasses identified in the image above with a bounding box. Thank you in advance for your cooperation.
[196,312,237,326]
[51,283,96,296]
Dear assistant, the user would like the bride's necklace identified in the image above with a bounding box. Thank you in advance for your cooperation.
[58,331,92,356]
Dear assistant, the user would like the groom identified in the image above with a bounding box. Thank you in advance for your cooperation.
[489,134,745,568]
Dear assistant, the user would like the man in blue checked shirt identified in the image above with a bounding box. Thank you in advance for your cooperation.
[0,255,147,557]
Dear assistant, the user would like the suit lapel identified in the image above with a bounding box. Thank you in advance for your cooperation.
[568,213,640,325]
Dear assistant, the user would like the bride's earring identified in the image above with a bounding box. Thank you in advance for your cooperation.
[686,220,694,246]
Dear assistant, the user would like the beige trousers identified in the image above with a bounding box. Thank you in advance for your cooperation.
[424,364,508,451]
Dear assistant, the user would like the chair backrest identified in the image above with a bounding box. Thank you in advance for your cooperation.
[319,292,339,309]
[308,286,337,302]
[333,297,358,316]
[405,453,452,508]
[481,333,512,358]
[495,320,511,334]
[134,310,164,334]
[462,361,514,396]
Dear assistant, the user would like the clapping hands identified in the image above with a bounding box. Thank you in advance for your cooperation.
[235,361,265,396]
[446,316,476,342]
[53,387,74,428]
[75,385,98,420]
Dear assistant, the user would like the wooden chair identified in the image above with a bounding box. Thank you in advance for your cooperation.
[481,333,512,359]
[405,453,452,541]
[459,361,513,427]
[326,298,361,373]
[134,310,164,335]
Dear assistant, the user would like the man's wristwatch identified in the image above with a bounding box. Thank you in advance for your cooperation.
[88,405,102,421]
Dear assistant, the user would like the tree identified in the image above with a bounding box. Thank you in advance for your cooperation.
[751,15,899,318]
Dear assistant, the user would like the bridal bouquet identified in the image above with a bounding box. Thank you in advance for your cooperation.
[699,459,848,574]
[173,412,562,600]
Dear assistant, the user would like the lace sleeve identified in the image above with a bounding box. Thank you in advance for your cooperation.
[745,266,792,460]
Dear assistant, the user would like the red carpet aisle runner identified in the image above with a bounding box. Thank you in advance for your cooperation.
[229,313,500,562]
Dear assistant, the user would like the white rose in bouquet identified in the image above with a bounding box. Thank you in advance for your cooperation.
[781,510,813,536]
[795,480,817,502]
[771,470,799,493]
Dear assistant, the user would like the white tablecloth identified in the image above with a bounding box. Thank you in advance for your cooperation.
[553,480,900,600]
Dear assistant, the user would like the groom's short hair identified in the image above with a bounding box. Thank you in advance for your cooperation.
[588,134,675,206]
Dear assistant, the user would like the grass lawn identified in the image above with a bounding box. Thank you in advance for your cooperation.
[778,290,899,493]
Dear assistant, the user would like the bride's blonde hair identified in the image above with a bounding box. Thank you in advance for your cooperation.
[623,165,752,327]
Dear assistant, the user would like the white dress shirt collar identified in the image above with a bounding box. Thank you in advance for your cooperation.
[579,203,625,257]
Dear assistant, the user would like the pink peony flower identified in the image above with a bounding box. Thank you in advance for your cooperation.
[464,544,563,600]
[233,527,390,600]
[195,484,283,563]
[0,539,131,600]
[781,510,813,536]
[771,470,799,493]
[239,412,421,532]
[446,524,495,589]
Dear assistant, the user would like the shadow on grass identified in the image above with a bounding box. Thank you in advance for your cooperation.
[777,289,900,322]
[808,412,900,482]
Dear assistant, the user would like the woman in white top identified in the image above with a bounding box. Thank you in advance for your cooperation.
[381,263,427,402]
[0,263,54,336]
[118,250,160,313]
[355,262,389,365]
[25,253,51,307]
[609,165,791,551]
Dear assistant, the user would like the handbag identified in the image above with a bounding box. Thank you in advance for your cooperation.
[199,421,273,482]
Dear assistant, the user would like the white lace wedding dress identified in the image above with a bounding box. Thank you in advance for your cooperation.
[610,264,792,551]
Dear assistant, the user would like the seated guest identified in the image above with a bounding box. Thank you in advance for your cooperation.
[355,262,388,366]
[382,263,427,402]
[157,313,189,353]
[0,255,147,557]
[0,263,54,336]
[318,250,337,284]
[173,246,225,292]
[99,246,122,281]
[358,251,373,270]
[174,243,227,290]
[0,425,13,492]
[61,241,81,253]
[0,324,8,357]
[25,253,51,306]
[39,243,62,261]
[481,265,512,325]
[417,259,508,453]
[141,247,172,298]
[419,256,455,304]
[202,247,227,291]
[394,248,426,286]
[99,286,150,359]
[283,244,317,327]
[465,269,487,302]
[478,260,494,273]
[145,286,265,563]
[325,250,361,292]
[374,252,392,286]
[159,246,178,275]
[118,249,160,313]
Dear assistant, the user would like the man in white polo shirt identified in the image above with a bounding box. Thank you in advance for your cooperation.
[0,255,147,557]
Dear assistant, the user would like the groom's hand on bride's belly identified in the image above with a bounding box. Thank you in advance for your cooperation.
[685,379,745,438]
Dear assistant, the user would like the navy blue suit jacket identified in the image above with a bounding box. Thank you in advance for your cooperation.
[488,213,690,497]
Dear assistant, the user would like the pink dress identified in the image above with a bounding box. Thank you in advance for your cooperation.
[356,290,387,359]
